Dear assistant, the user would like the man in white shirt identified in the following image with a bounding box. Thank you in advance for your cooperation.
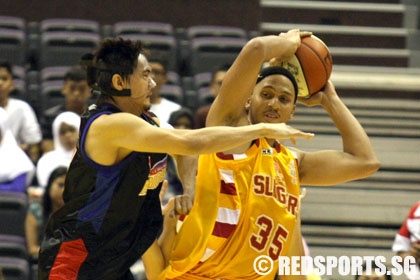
[0,61,42,163]
[148,57,181,123]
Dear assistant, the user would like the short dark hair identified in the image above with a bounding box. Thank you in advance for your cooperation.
[64,65,87,82]
[257,66,298,103]
[87,37,148,95]
[0,61,12,75]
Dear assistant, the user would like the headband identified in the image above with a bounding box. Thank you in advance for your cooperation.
[80,53,132,97]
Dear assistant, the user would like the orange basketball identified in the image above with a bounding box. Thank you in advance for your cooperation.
[280,35,333,97]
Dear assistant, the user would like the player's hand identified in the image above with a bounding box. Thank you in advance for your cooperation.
[297,80,338,107]
[173,194,194,215]
[269,30,312,66]
[264,123,314,146]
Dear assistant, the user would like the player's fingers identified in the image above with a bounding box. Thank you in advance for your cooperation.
[159,180,169,202]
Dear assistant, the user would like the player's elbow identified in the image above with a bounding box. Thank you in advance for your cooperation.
[361,157,381,177]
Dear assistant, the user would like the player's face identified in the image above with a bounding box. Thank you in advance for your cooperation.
[62,79,91,107]
[129,54,156,109]
[247,75,296,125]
[49,174,65,209]
[0,68,14,102]
[58,122,78,151]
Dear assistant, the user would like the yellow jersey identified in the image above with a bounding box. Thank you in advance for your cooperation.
[162,138,300,280]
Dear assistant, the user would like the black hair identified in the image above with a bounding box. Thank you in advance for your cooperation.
[64,65,87,82]
[168,107,194,129]
[42,166,67,223]
[0,61,12,75]
[256,66,298,103]
[82,37,148,99]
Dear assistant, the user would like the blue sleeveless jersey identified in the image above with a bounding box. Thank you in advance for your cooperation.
[38,103,167,279]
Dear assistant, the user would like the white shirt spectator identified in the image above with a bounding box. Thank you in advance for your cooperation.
[150,98,181,124]
[3,98,42,145]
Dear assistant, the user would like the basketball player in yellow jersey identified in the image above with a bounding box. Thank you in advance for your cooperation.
[151,29,380,280]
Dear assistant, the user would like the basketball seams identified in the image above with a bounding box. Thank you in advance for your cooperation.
[301,41,329,88]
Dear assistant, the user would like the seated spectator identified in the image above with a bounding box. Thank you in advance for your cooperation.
[149,57,181,124]
[194,64,229,128]
[25,166,67,262]
[36,111,80,189]
[0,61,42,163]
[40,65,91,153]
[355,262,392,280]
[166,108,195,197]
[392,201,420,280]
[0,107,35,192]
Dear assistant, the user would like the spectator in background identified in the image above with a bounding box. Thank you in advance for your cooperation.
[36,111,79,190]
[149,57,181,124]
[0,107,35,193]
[392,201,420,280]
[40,65,91,153]
[0,61,42,163]
[193,64,229,129]
[25,166,67,262]
[354,262,393,280]
[166,108,195,198]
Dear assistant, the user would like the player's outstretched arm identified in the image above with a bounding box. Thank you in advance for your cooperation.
[87,113,314,161]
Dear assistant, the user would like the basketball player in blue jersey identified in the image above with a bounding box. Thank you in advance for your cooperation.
[37,38,314,280]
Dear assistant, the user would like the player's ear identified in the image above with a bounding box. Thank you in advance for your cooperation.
[111,74,125,90]
[245,98,251,112]
[289,105,296,121]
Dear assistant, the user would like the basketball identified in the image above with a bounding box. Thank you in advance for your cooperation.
[280,35,333,97]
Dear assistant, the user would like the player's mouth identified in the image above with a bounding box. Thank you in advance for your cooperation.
[264,110,280,121]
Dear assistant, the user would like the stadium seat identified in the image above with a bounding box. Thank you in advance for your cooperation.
[193,72,212,90]
[0,15,25,31]
[166,71,180,86]
[39,18,100,34]
[0,257,30,280]
[39,80,65,111]
[189,37,246,75]
[113,21,174,36]
[160,84,184,105]
[0,191,28,237]
[119,34,178,72]
[40,66,71,82]
[186,25,247,39]
[0,235,28,260]
[0,28,26,66]
[39,31,100,68]
[196,87,214,107]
